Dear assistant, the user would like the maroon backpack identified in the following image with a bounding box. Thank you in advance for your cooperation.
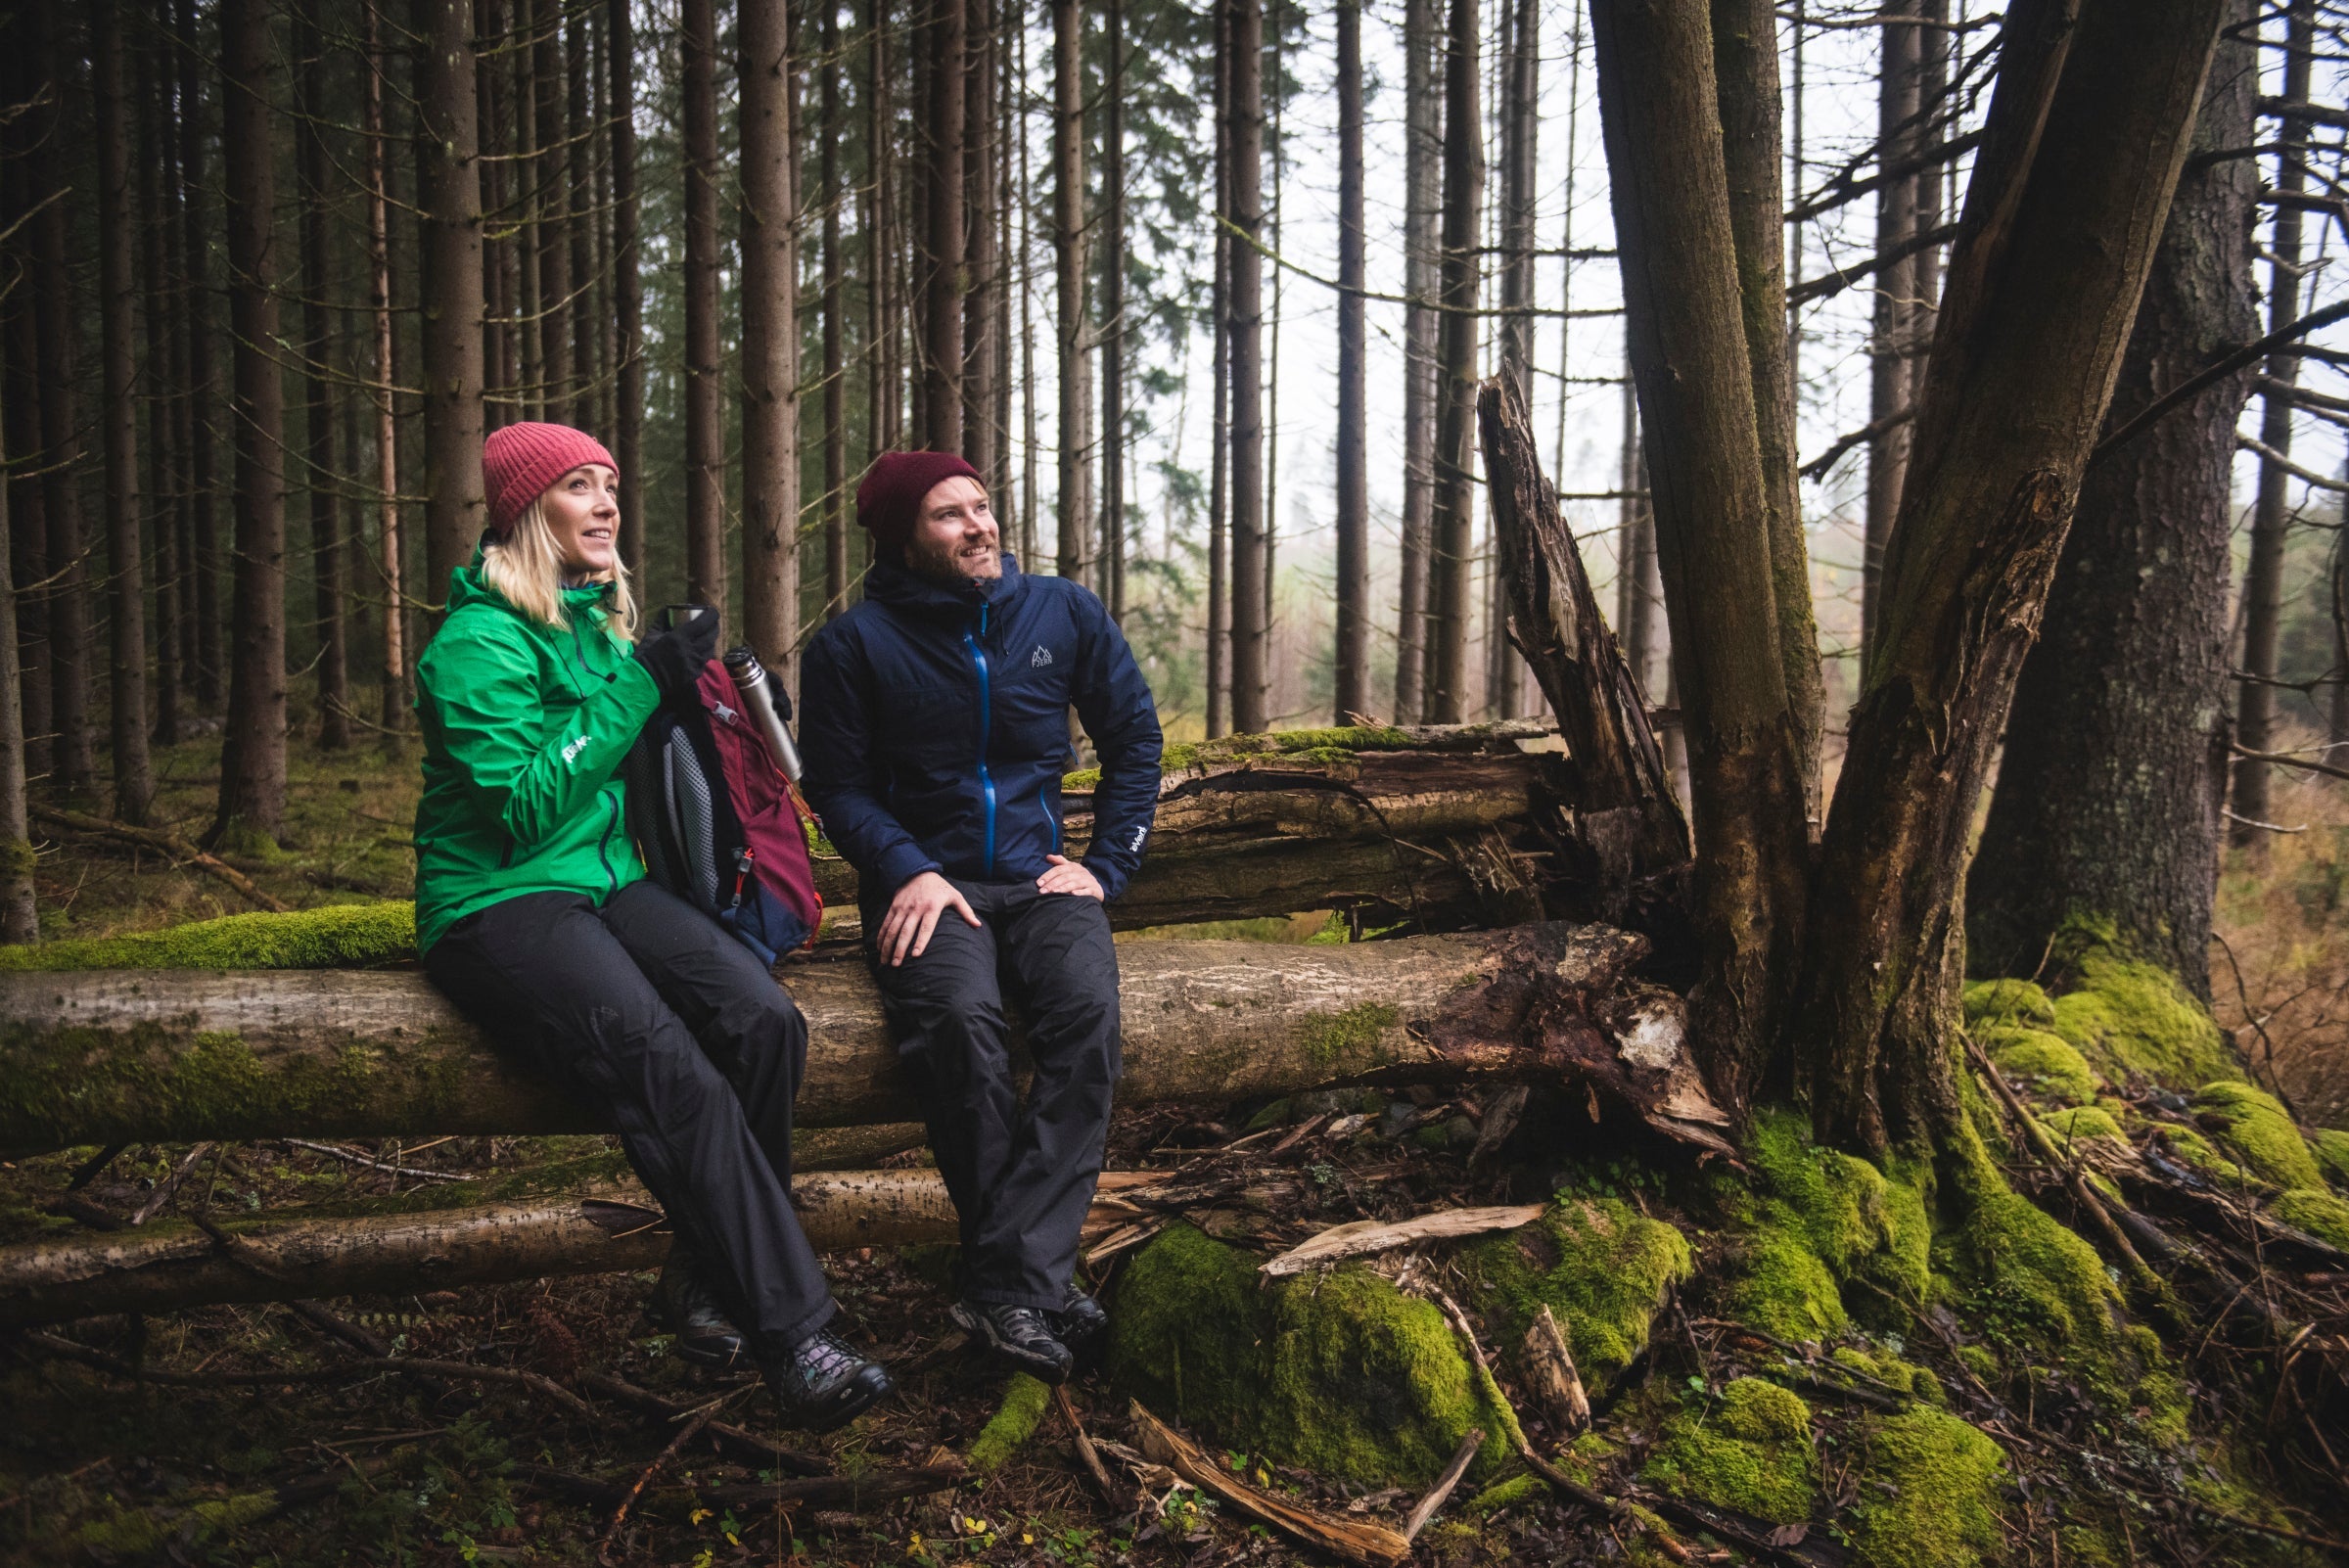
[623,658,824,962]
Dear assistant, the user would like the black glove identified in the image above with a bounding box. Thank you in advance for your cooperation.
[635,608,721,707]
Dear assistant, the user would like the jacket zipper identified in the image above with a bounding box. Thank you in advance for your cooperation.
[1041,793,1060,854]
[596,791,622,894]
[963,602,998,876]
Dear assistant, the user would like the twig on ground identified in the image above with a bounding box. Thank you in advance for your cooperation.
[29,805,289,911]
[1401,1427,1485,1543]
[597,1403,717,1564]
[282,1138,476,1183]
[1130,1401,1413,1568]
[576,1370,827,1477]
[1054,1385,1120,1504]
[129,1143,216,1226]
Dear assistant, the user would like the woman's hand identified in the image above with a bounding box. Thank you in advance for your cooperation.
[878,870,983,966]
[633,610,721,707]
[1037,853,1104,900]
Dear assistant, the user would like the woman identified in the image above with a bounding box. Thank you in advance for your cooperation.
[413,421,892,1431]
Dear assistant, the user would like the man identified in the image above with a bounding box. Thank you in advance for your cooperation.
[799,450,1163,1383]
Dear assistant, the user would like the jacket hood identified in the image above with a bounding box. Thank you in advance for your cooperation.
[864,551,1025,622]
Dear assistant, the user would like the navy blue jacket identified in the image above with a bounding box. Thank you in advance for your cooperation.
[798,553,1163,902]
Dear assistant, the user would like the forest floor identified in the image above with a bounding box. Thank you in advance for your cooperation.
[6,724,2349,1565]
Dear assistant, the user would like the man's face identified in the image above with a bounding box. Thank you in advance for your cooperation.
[903,475,1000,583]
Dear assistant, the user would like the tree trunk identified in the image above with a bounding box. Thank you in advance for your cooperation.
[1334,0,1369,722]
[28,0,91,803]
[414,0,487,630]
[1792,0,2225,1155]
[0,922,1733,1158]
[867,0,898,461]
[821,0,849,622]
[213,0,289,850]
[297,0,349,752]
[0,378,33,944]
[136,34,184,751]
[364,3,408,733]
[1589,0,1811,1115]
[1422,0,1483,725]
[1396,0,1440,724]
[608,0,643,575]
[530,0,571,424]
[739,0,803,677]
[1613,384,1658,695]
[513,0,542,416]
[1207,0,1231,736]
[681,0,726,607]
[175,0,224,715]
[1711,0,1821,810]
[566,8,594,428]
[1968,0,2257,1000]
[1227,0,1267,733]
[94,0,153,824]
[477,0,508,429]
[1051,0,1088,584]
[2,291,49,790]
[962,0,998,483]
[1487,0,1537,721]
[1099,0,1127,619]
[2228,0,2314,848]
[922,0,966,452]
[1858,1,1918,680]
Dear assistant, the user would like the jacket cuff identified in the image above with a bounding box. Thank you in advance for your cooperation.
[1082,854,1131,902]
[876,842,944,897]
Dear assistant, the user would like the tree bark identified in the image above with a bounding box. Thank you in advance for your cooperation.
[739,0,803,677]
[2228,0,2315,848]
[28,0,92,802]
[364,3,409,733]
[681,0,725,607]
[530,0,571,423]
[94,0,153,823]
[0,376,33,944]
[297,0,349,752]
[1859,1,1919,679]
[566,7,595,428]
[608,0,643,575]
[175,0,223,715]
[3,117,50,788]
[0,922,1735,1159]
[136,34,184,750]
[922,0,966,452]
[1051,0,1089,585]
[1207,0,1231,735]
[1711,0,1821,810]
[1099,0,1128,619]
[478,0,509,428]
[1227,0,1267,732]
[1422,0,1483,725]
[962,0,998,483]
[1589,0,1811,1115]
[414,0,487,631]
[1613,384,1658,696]
[1396,0,1440,723]
[1334,0,1369,722]
[1488,0,1538,721]
[1792,0,2225,1155]
[1968,0,2257,999]
[821,0,849,622]
[213,0,290,850]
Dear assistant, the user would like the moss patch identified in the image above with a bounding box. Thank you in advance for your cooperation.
[1963,979,2057,1030]
[2310,1128,2349,1189]
[1457,1196,1692,1390]
[2192,1082,2324,1191]
[966,1374,1051,1474]
[2273,1187,2349,1250]
[1989,1031,2098,1107]
[2047,944,2236,1089]
[1722,1111,1932,1338]
[1729,1232,1848,1342]
[0,902,419,971]
[1464,1474,1543,1517]
[1639,1378,1818,1525]
[2036,1105,2126,1147]
[1943,1182,2120,1357]
[1105,1223,1515,1489]
[1846,1407,2007,1568]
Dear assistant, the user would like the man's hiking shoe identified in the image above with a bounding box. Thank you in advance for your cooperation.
[644,1245,749,1369]
[763,1328,895,1432]
[953,1299,1075,1384]
[1049,1285,1108,1375]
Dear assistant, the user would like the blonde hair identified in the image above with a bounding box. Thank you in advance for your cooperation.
[481,495,640,643]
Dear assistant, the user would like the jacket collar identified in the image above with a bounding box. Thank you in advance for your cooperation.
[865,550,1025,623]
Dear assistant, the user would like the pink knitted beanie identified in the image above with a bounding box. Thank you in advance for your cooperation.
[483,422,620,535]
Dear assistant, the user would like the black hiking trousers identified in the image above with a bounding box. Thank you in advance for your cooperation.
[424,879,836,1348]
[865,879,1122,1312]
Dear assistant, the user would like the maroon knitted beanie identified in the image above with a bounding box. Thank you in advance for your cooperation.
[483,422,620,535]
[856,450,984,555]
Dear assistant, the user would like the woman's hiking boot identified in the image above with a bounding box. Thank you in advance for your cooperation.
[761,1328,895,1431]
[643,1241,749,1369]
[952,1299,1074,1384]
[1050,1285,1108,1375]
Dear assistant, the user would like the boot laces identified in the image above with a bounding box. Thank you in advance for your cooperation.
[797,1329,863,1380]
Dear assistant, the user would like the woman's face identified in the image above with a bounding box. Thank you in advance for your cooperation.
[541,463,622,579]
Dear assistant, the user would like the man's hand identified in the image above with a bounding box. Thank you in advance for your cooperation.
[878,870,982,966]
[1037,853,1105,901]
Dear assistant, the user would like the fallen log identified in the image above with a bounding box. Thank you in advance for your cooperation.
[0,921,1731,1155]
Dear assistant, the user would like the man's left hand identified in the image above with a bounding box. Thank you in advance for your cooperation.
[1037,853,1104,900]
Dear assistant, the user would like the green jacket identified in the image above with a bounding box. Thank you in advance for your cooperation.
[411,559,660,953]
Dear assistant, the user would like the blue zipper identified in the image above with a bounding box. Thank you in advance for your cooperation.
[964,602,998,875]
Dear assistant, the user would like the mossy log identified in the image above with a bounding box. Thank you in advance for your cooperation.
[811,721,1585,937]
[0,921,1731,1155]
[0,1170,960,1328]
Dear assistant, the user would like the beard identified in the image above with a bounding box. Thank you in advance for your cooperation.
[905,530,1003,585]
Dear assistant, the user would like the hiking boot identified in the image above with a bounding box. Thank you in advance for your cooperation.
[762,1327,895,1432]
[1050,1285,1109,1375]
[643,1242,749,1369]
[952,1299,1075,1384]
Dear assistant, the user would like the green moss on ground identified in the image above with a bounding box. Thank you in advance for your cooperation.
[1963,978,2058,1030]
[2311,1128,2349,1189]
[2273,1187,2349,1250]
[1639,1378,1818,1525]
[1720,1111,1932,1340]
[1105,1223,1514,1489]
[1730,1233,1848,1342]
[2191,1082,2325,1191]
[2036,1105,2126,1146]
[2044,936,2237,1089]
[0,902,419,971]
[1988,1031,2098,1107]
[965,1374,1052,1474]
[1458,1196,1692,1390]
[1845,1407,2007,1568]
[1942,1166,2121,1360]
[1463,1474,1543,1517]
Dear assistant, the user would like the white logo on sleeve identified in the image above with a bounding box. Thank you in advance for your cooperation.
[562,734,590,764]
[1129,825,1147,853]
[1031,645,1054,668]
